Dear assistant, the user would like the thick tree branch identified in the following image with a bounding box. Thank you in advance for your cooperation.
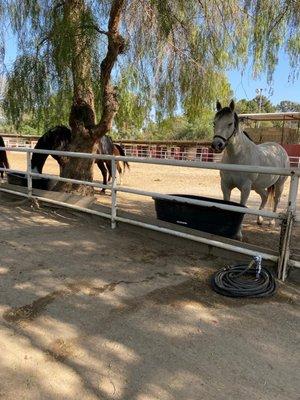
[92,0,126,138]
[81,23,108,35]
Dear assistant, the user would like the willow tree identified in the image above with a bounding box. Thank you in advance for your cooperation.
[2,0,300,193]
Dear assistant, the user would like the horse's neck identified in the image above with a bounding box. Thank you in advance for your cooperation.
[225,128,255,160]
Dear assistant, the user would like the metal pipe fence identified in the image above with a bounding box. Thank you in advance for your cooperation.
[0,146,299,280]
[3,137,300,166]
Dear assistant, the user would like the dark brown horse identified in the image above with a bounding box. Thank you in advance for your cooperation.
[100,141,129,185]
[31,126,129,192]
[0,135,9,180]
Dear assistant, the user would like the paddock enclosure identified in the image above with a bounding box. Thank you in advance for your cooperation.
[0,137,299,399]
[0,147,299,280]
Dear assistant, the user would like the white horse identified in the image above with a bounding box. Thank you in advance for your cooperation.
[211,100,289,238]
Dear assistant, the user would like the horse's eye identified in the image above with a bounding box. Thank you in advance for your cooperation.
[228,122,233,127]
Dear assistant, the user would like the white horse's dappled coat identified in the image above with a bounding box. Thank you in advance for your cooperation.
[211,101,289,238]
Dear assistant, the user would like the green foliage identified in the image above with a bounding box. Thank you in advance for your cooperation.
[0,0,249,131]
[235,96,276,114]
[114,67,152,138]
[276,100,300,112]
[244,0,300,82]
[3,55,50,128]
[236,96,300,115]
[142,111,214,141]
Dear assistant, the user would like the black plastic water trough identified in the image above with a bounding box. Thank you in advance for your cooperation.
[153,194,247,239]
[7,172,57,191]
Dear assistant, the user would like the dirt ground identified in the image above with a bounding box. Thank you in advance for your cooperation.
[0,193,299,400]
[5,152,300,257]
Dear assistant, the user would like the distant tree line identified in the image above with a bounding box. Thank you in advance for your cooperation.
[1,95,300,140]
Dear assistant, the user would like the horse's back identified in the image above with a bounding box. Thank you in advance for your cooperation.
[31,126,72,172]
[221,140,289,191]
[257,142,290,168]
[35,126,71,150]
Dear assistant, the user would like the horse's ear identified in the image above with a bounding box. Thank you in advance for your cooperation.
[216,101,222,111]
[234,112,239,128]
[229,100,235,112]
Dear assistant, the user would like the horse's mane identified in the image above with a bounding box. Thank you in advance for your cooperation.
[32,126,118,172]
[31,126,72,172]
[34,125,72,150]
[243,130,254,142]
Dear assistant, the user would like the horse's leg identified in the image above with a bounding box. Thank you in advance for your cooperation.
[222,181,242,240]
[97,161,107,194]
[106,161,112,182]
[117,162,123,185]
[234,183,251,241]
[59,163,63,176]
[254,188,268,225]
[270,177,286,226]
[240,183,251,205]
[221,180,232,201]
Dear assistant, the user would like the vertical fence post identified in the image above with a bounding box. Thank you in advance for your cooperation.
[111,157,117,229]
[26,150,32,198]
[278,173,299,280]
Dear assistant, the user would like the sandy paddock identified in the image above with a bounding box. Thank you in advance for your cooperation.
[0,190,299,400]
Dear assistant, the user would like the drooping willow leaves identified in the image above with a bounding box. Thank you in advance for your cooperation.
[1,0,300,133]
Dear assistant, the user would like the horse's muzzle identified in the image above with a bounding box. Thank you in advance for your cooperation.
[211,137,226,153]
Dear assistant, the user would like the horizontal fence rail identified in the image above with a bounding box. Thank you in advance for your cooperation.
[2,137,300,166]
[2,146,300,176]
[0,146,299,280]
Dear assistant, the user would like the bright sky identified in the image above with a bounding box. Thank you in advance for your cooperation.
[4,30,300,106]
[228,50,300,105]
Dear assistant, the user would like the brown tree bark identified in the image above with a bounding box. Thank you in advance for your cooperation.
[92,0,126,139]
[55,0,125,195]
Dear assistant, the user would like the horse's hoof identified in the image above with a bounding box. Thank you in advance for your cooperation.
[99,189,106,195]
[269,219,276,227]
[234,232,243,241]
[257,216,264,225]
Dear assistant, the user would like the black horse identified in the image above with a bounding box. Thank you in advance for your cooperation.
[31,126,129,191]
[0,135,9,180]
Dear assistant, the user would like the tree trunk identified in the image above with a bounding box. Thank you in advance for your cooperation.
[55,0,125,195]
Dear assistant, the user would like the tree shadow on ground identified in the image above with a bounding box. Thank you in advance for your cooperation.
[0,195,299,400]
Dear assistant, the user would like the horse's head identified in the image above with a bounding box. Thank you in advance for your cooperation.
[211,100,239,153]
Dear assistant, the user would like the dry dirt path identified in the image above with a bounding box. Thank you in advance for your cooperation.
[0,195,299,400]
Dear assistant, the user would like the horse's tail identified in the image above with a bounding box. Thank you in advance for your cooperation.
[3,151,9,169]
[114,144,130,172]
[267,185,275,208]
[1,150,9,170]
